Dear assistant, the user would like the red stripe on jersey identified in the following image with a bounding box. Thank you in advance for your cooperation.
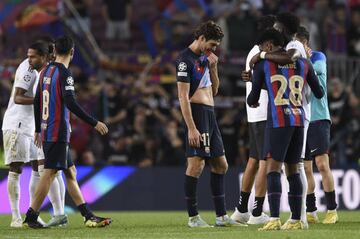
[52,71,61,141]
[40,71,44,141]
[269,62,285,127]
[44,66,56,141]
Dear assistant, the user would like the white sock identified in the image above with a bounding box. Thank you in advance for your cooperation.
[29,170,40,206]
[298,162,308,223]
[38,165,64,216]
[56,171,66,214]
[8,172,21,220]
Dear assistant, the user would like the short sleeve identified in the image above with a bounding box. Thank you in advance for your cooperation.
[286,40,307,58]
[175,58,192,83]
[14,67,37,91]
[60,69,75,98]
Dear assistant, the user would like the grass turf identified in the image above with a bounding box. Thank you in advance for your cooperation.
[0,211,359,239]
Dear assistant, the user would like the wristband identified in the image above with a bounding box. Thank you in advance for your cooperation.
[260,51,267,59]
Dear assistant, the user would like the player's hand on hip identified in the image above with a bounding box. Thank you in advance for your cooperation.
[34,133,42,148]
[95,121,109,135]
[188,128,203,148]
[207,52,218,69]
[241,70,252,82]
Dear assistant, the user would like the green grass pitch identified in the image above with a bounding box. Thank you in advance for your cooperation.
[0,211,359,239]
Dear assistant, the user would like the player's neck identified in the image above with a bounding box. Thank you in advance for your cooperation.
[55,56,70,68]
[189,40,201,55]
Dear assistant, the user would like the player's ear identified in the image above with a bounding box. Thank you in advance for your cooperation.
[70,48,74,57]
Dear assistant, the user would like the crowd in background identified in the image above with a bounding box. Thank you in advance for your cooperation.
[0,0,359,168]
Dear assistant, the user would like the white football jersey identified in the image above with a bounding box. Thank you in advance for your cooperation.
[245,45,268,122]
[2,59,39,137]
[286,40,311,121]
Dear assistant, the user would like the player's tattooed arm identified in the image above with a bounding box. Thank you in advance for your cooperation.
[208,52,220,96]
[250,49,300,67]
[14,87,34,105]
[177,82,202,148]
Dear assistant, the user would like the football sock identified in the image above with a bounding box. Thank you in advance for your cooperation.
[306,193,317,212]
[8,172,21,220]
[29,170,40,206]
[237,191,250,213]
[298,162,308,222]
[78,203,94,220]
[252,197,265,217]
[56,172,66,213]
[325,191,337,210]
[287,173,303,220]
[26,207,39,222]
[184,175,198,217]
[267,171,281,218]
[210,172,226,217]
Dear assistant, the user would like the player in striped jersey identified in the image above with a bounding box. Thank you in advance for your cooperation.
[296,26,338,224]
[23,36,111,229]
[247,29,324,231]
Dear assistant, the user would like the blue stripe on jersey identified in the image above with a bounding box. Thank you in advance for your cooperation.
[264,61,279,128]
[65,108,70,142]
[47,68,59,141]
[299,59,306,124]
[281,67,295,126]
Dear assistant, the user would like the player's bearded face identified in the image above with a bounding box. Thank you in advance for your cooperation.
[200,38,220,53]
[27,49,46,70]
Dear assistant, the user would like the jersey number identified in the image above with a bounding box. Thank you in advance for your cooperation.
[270,74,304,106]
[42,90,49,120]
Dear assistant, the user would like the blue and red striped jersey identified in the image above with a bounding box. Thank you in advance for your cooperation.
[247,57,324,128]
[38,62,73,142]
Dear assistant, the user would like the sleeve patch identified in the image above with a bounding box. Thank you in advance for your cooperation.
[177,72,188,76]
[65,86,75,91]
[178,62,187,71]
[66,76,74,86]
[23,74,32,82]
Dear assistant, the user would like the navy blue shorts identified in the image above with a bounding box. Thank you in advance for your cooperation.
[43,142,73,170]
[305,120,331,160]
[249,121,266,160]
[263,127,304,164]
[185,103,225,159]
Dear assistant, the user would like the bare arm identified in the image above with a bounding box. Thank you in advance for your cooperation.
[177,82,202,147]
[14,87,33,105]
[250,49,301,67]
[177,82,196,130]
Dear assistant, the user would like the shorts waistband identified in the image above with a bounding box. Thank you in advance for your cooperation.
[190,102,214,111]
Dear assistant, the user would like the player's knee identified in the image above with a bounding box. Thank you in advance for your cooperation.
[316,159,329,173]
[9,163,23,174]
[304,162,312,175]
[247,158,259,173]
[213,161,228,174]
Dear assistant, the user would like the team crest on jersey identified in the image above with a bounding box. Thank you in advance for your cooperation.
[23,74,31,82]
[178,62,187,71]
[66,76,74,86]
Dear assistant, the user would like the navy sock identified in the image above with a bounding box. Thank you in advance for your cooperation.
[237,191,250,213]
[78,203,94,220]
[210,172,226,217]
[287,174,303,220]
[267,172,281,218]
[26,207,39,222]
[306,193,317,212]
[252,197,265,217]
[184,175,199,217]
[325,191,337,210]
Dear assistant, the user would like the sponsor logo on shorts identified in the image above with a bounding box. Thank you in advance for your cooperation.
[311,148,318,153]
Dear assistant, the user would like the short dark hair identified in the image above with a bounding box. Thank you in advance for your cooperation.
[296,26,310,42]
[36,35,55,55]
[28,41,48,56]
[257,29,284,47]
[193,21,224,41]
[55,35,74,55]
[257,15,276,33]
[276,12,300,35]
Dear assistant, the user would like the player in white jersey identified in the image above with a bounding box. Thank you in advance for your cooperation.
[231,15,276,225]
[2,39,66,227]
[250,12,313,229]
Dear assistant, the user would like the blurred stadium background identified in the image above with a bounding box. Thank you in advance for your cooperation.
[0,0,359,217]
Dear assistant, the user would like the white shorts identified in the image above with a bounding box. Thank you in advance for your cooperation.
[3,130,44,165]
[301,120,310,159]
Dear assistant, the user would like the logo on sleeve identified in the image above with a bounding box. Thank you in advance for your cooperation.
[66,76,74,86]
[178,62,187,71]
[23,75,31,82]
